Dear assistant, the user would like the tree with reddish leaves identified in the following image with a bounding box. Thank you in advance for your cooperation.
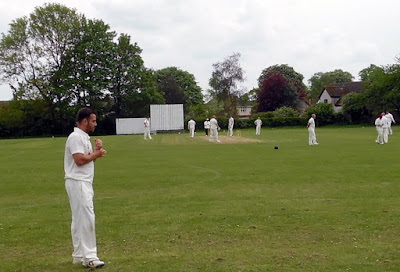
[257,73,301,112]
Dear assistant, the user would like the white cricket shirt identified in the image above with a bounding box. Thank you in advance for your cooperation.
[64,127,95,183]
[210,118,218,129]
[308,117,315,129]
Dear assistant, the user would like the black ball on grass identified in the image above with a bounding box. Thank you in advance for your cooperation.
[274,146,279,149]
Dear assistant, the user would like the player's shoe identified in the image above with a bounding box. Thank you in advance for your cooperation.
[83,260,105,268]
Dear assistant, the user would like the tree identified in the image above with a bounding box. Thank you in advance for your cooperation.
[60,18,116,107]
[257,64,306,112]
[358,64,384,82]
[209,52,245,116]
[0,3,83,133]
[305,102,335,125]
[308,69,354,99]
[257,73,300,112]
[106,34,163,117]
[361,64,400,114]
[258,64,305,89]
[157,73,186,104]
[155,67,203,112]
[0,3,164,135]
[0,3,82,99]
[341,92,370,123]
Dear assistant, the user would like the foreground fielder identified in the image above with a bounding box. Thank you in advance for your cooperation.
[64,108,106,269]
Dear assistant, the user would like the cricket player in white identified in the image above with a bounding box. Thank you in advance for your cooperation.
[64,108,106,269]
[204,118,210,136]
[188,119,196,137]
[385,110,396,135]
[254,117,262,135]
[144,116,152,140]
[375,113,384,144]
[209,115,220,142]
[382,112,389,143]
[228,116,234,136]
[307,114,318,145]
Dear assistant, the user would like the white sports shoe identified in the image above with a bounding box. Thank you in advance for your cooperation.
[83,260,105,268]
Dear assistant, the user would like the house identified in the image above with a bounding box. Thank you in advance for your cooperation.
[317,82,363,112]
[237,101,253,119]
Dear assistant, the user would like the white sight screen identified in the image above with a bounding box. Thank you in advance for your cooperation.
[116,118,146,135]
[150,104,184,131]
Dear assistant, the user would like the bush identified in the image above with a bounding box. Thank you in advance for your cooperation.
[273,106,299,117]
[252,112,274,119]
[257,117,307,127]
[305,103,335,126]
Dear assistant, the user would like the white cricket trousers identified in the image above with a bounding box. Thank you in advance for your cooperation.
[65,179,98,262]
[209,128,219,142]
[144,128,152,139]
[308,128,317,145]
[256,125,261,135]
[376,127,384,144]
[228,126,233,136]
[190,127,195,137]
[383,127,389,143]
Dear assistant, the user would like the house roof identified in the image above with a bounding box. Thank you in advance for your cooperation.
[318,81,363,99]
[238,101,254,107]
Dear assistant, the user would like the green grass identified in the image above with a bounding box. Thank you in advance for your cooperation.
[1,126,399,271]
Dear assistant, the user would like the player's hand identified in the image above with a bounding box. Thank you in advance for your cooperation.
[95,138,103,150]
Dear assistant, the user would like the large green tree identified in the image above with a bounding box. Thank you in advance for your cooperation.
[0,3,82,132]
[107,34,163,117]
[361,64,400,114]
[308,69,354,99]
[209,52,245,117]
[358,64,384,82]
[155,67,203,113]
[60,18,116,108]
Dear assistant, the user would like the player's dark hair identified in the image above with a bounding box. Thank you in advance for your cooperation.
[77,108,94,123]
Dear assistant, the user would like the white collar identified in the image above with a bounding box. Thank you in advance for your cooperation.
[74,127,90,139]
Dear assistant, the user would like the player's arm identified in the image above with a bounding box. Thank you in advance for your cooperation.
[73,149,106,166]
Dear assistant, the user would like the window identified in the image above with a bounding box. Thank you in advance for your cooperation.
[241,107,247,113]
[324,99,328,103]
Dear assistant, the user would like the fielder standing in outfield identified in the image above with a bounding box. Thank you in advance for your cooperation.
[144,116,152,140]
[228,116,234,136]
[254,117,262,135]
[204,118,210,136]
[188,119,196,138]
[382,112,390,143]
[64,108,106,269]
[209,115,221,143]
[385,110,396,135]
[375,113,384,144]
[307,114,319,145]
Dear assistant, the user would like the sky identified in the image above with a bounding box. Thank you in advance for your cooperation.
[0,0,399,101]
